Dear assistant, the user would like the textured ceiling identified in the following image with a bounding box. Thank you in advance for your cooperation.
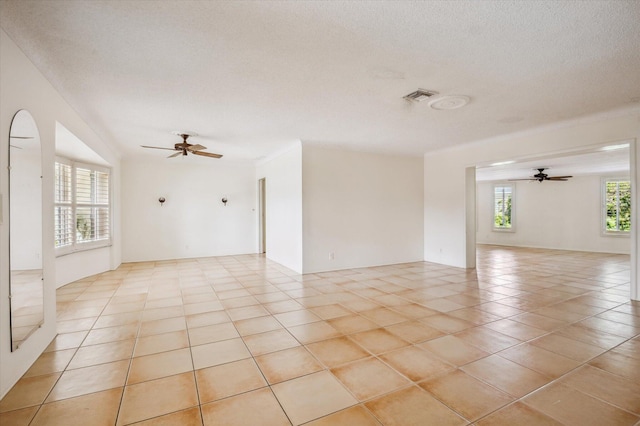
[1,1,640,162]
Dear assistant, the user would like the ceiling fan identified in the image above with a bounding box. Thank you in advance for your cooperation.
[141,133,222,159]
[509,168,573,182]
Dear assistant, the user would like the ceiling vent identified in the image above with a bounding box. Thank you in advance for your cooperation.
[403,89,438,102]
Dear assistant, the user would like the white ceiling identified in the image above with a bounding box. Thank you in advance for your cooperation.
[1,1,640,164]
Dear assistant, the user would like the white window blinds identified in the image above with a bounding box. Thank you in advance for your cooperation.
[55,159,111,253]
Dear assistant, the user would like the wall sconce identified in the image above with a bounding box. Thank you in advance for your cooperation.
[221,197,228,206]
[158,197,166,206]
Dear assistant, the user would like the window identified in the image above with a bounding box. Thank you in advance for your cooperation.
[493,184,514,231]
[603,179,631,234]
[55,159,111,254]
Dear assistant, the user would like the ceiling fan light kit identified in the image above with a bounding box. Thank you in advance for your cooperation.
[141,132,223,159]
[509,168,573,183]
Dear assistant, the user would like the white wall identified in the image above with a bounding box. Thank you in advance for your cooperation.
[424,112,639,269]
[0,29,121,398]
[256,143,303,273]
[9,149,42,270]
[302,146,424,273]
[121,159,257,262]
[477,176,630,254]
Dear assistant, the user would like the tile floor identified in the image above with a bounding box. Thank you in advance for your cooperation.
[1,245,639,425]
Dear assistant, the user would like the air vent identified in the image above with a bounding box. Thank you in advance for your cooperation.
[403,89,438,102]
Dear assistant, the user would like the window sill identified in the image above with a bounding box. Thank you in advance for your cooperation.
[602,232,630,238]
[55,241,112,258]
[492,227,515,233]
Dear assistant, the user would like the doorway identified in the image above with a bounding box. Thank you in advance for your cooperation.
[258,178,266,254]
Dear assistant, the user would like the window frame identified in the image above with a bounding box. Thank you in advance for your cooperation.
[601,177,631,237]
[55,157,112,256]
[492,183,515,232]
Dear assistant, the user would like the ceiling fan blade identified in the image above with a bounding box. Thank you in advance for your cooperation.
[10,136,34,139]
[192,150,223,159]
[547,177,570,181]
[548,176,573,179]
[187,144,207,152]
[508,178,537,181]
[168,151,182,158]
[141,145,177,151]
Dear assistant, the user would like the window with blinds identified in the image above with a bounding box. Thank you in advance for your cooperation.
[55,159,111,253]
[493,184,514,231]
[604,179,631,234]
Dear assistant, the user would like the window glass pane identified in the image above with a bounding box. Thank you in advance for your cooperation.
[76,167,93,204]
[55,162,72,204]
[96,172,109,204]
[494,186,512,228]
[55,206,73,247]
[605,180,631,232]
[76,207,95,242]
[96,207,110,240]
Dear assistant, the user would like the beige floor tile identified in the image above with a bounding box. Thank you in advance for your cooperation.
[419,370,513,421]
[476,402,563,426]
[0,374,60,412]
[68,339,135,369]
[420,314,475,333]
[24,349,76,377]
[365,386,466,426]
[612,338,640,360]
[56,317,96,334]
[118,372,198,425]
[511,312,567,331]
[191,338,251,369]
[93,311,141,329]
[380,346,455,382]
[529,333,605,362]
[349,329,410,354]
[483,318,547,341]
[359,307,408,326]
[44,331,88,352]
[139,317,186,337]
[0,406,38,426]
[46,360,129,402]
[461,354,550,397]
[310,304,352,320]
[127,347,193,384]
[183,300,224,315]
[455,326,522,353]
[328,315,378,335]
[201,388,290,426]
[82,323,139,346]
[384,320,444,343]
[132,407,203,425]
[274,309,322,327]
[306,405,381,425]
[227,305,270,321]
[272,371,357,425]
[500,343,580,379]
[185,311,230,328]
[287,321,341,344]
[559,364,640,415]
[133,330,189,357]
[187,322,239,346]
[419,335,489,366]
[556,323,629,349]
[196,358,267,403]
[523,382,639,426]
[264,299,304,314]
[234,316,283,336]
[31,388,121,426]
[332,357,410,401]
[255,346,323,384]
[141,306,184,322]
[243,329,300,356]
[588,350,640,382]
[306,337,370,368]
